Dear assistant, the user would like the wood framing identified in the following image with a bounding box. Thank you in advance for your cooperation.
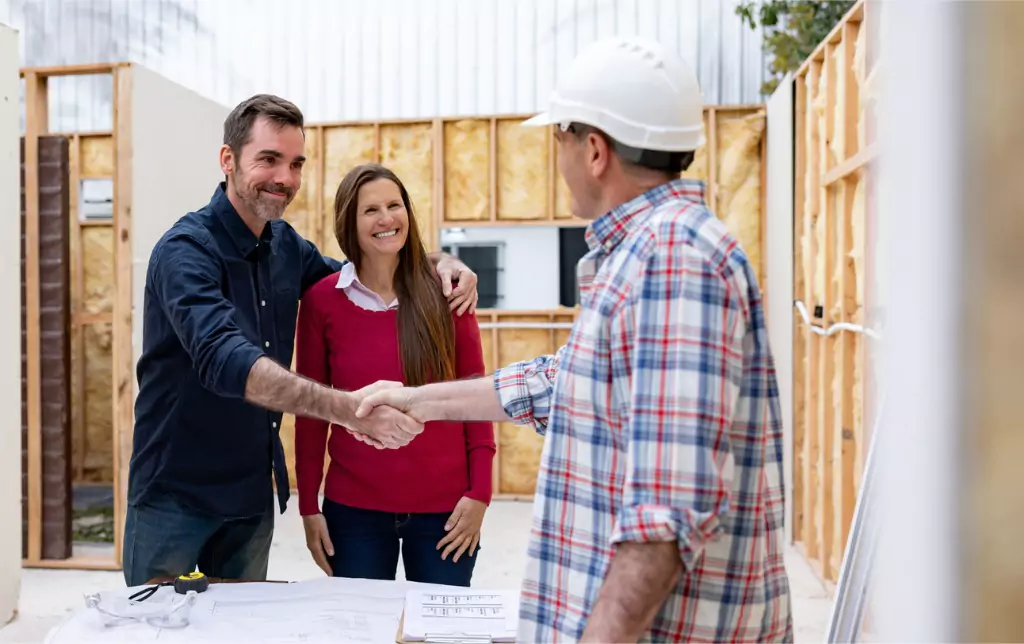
[792,0,879,583]
[27,81,768,565]
[19,63,131,571]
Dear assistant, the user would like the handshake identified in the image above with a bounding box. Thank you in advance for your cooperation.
[327,380,427,450]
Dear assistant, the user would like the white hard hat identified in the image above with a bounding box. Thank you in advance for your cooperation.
[523,36,705,153]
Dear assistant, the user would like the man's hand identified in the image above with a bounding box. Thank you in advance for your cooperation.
[302,513,335,576]
[328,381,424,449]
[437,496,486,563]
[432,253,479,316]
[353,385,423,422]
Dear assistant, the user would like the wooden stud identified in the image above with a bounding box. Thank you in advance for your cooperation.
[432,119,445,240]
[817,43,837,581]
[801,62,822,562]
[833,19,861,580]
[547,126,556,221]
[792,75,808,545]
[489,118,498,223]
[707,107,718,214]
[112,65,134,568]
[70,134,87,483]
[23,71,48,565]
[488,312,501,495]
[314,126,326,251]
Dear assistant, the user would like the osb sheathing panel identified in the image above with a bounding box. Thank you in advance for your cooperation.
[320,125,377,260]
[495,315,559,496]
[380,124,435,247]
[497,121,548,221]
[287,126,320,246]
[81,227,114,314]
[79,135,113,177]
[444,120,490,222]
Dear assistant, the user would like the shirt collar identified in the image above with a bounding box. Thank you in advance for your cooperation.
[584,178,707,253]
[210,181,273,258]
[335,262,399,310]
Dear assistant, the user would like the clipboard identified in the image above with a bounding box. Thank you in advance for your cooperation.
[396,589,518,644]
[396,609,508,643]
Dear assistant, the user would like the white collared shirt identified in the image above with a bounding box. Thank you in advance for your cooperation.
[334,262,399,312]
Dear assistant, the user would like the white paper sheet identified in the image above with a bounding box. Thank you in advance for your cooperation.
[45,577,503,644]
[401,589,519,642]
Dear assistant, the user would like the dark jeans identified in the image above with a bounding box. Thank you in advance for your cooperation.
[322,498,478,587]
[122,494,274,587]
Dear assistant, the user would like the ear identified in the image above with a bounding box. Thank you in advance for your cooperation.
[219,144,235,176]
[586,132,612,179]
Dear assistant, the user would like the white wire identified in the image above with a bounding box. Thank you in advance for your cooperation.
[793,300,883,340]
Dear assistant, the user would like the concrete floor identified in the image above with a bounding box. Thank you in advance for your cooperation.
[0,500,832,643]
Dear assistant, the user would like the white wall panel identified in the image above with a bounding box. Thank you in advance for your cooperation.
[1,0,767,130]
[0,20,22,629]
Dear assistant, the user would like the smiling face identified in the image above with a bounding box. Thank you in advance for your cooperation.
[221,114,306,225]
[354,177,409,262]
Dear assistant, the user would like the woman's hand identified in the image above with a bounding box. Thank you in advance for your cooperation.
[302,513,335,576]
[437,496,486,563]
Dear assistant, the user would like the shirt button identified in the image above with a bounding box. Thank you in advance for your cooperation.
[261,300,266,307]
[272,422,278,428]
[264,341,270,347]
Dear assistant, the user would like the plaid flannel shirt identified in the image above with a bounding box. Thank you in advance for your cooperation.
[493,178,792,642]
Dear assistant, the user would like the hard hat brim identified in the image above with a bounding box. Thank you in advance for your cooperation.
[521,112,556,128]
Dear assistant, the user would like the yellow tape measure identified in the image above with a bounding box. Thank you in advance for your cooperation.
[174,571,210,594]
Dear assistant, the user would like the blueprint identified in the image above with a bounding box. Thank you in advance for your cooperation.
[44,577,473,644]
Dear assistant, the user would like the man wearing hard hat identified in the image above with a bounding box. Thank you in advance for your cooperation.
[357,36,792,642]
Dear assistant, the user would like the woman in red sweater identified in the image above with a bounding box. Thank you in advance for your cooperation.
[293,163,494,586]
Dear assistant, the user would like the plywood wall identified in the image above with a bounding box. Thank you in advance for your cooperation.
[793,0,879,584]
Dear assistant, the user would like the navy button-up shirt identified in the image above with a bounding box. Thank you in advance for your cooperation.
[128,183,343,518]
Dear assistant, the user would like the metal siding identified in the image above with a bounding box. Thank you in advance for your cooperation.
[3,0,766,132]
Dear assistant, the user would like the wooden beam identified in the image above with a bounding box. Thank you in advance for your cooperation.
[795,0,865,78]
[801,61,822,562]
[314,126,326,251]
[489,118,498,223]
[707,108,718,214]
[816,42,837,582]
[23,556,120,571]
[547,126,556,221]
[823,143,878,187]
[833,19,861,580]
[23,71,48,565]
[792,74,808,545]
[439,219,587,229]
[432,119,445,241]
[111,66,134,568]
[19,62,123,78]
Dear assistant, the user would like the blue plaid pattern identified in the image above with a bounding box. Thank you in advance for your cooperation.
[494,178,792,642]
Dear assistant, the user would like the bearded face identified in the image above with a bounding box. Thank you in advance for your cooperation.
[222,115,306,227]
[231,164,296,223]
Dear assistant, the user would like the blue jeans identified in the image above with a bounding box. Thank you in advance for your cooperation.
[322,499,478,586]
[122,494,274,587]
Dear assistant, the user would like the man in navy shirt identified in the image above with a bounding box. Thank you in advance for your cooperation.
[124,94,479,586]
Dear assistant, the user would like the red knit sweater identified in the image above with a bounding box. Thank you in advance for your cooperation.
[293,274,495,517]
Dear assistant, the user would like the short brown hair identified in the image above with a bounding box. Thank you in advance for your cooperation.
[223,94,304,156]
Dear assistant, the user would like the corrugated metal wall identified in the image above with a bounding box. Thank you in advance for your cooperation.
[1,0,767,132]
